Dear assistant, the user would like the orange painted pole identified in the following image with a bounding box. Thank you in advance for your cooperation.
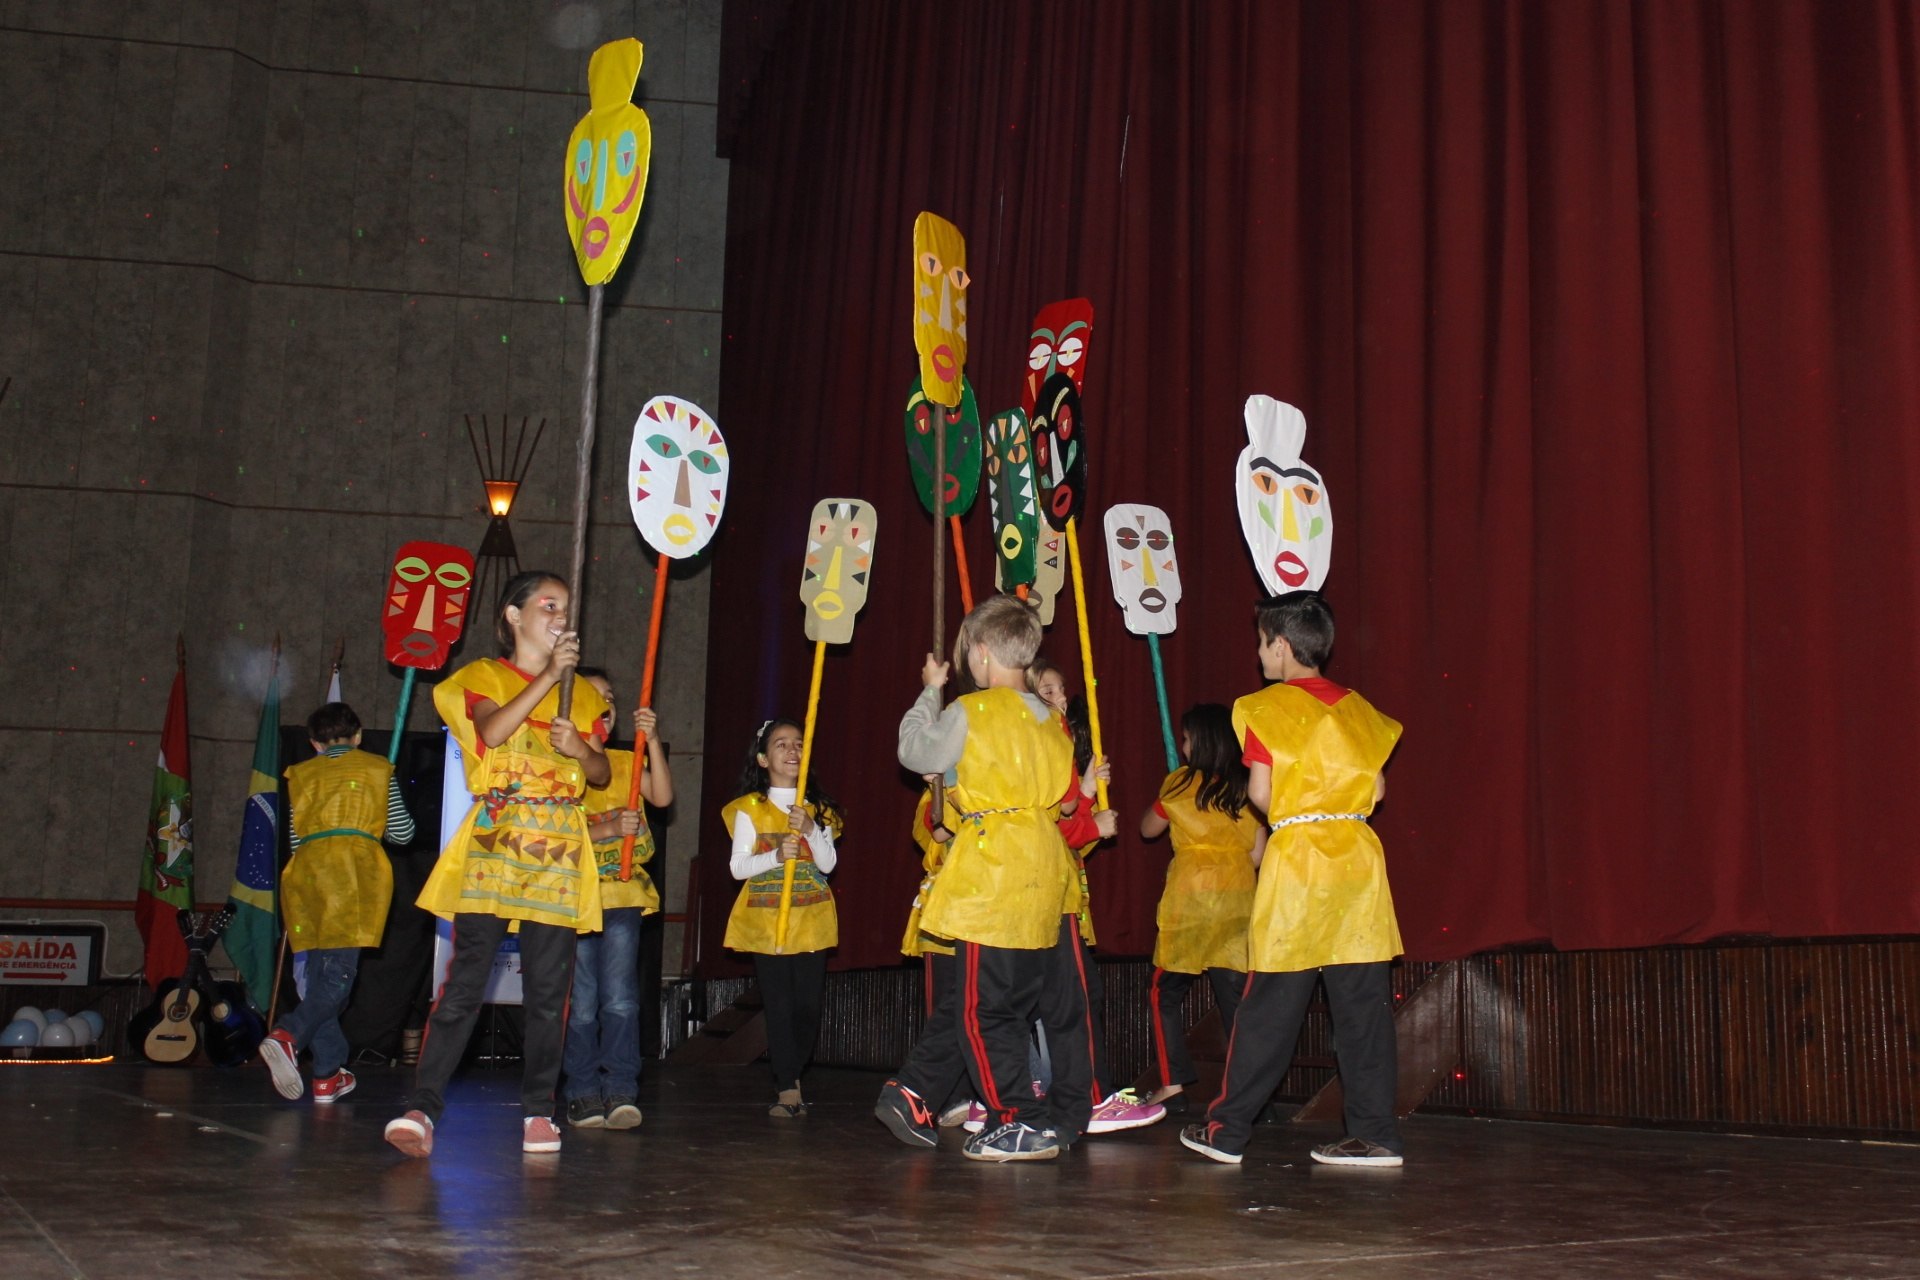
[948,514,975,612]
[617,553,672,880]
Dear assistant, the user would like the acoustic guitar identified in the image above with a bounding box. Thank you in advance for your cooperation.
[132,907,241,1064]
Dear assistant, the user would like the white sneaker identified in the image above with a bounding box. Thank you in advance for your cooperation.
[1310,1138,1403,1168]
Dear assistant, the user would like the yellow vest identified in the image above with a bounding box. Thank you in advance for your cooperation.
[1151,769,1262,973]
[918,688,1076,950]
[1232,682,1403,971]
[282,749,393,952]
[417,658,611,932]
[586,749,660,913]
[721,792,839,955]
[901,788,960,958]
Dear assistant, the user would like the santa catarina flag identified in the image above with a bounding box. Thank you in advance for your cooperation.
[224,671,281,1009]
[135,663,194,990]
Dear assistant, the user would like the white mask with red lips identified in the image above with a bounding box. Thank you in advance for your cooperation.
[1236,395,1332,594]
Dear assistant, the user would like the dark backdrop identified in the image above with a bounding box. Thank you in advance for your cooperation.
[691,0,1920,972]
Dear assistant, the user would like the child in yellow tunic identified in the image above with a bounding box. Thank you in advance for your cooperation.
[1137,703,1261,1109]
[889,594,1091,1162]
[1181,590,1405,1169]
[384,570,611,1160]
[258,701,415,1104]
[561,669,673,1132]
[722,717,844,1117]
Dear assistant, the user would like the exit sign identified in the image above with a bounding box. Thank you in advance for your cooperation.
[0,925,104,987]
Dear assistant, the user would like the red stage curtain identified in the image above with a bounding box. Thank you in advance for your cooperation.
[692,0,1920,974]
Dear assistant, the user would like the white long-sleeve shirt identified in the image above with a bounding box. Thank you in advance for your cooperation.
[729,785,838,880]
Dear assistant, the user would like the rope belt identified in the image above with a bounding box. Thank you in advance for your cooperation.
[300,826,377,842]
[1272,812,1367,829]
[956,805,1032,823]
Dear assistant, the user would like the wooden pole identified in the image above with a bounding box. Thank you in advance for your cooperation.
[557,282,605,722]
[1064,516,1108,810]
[776,640,827,952]
[930,412,947,820]
[618,553,672,879]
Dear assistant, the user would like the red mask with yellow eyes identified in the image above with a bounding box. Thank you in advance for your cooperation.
[384,541,477,668]
[1235,395,1332,593]
[1023,298,1094,417]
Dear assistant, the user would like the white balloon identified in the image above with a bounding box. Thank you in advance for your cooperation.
[13,1006,46,1031]
[38,1021,75,1048]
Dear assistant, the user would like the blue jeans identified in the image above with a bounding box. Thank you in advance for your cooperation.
[562,907,643,1101]
[277,947,359,1079]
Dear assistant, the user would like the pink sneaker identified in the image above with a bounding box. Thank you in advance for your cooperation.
[312,1069,356,1104]
[962,1102,988,1134]
[522,1115,563,1153]
[384,1110,433,1158]
[1086,1089,1167,1134]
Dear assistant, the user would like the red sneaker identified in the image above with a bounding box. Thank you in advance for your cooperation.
[522,1115,562,1153]
[384,1110,434,1158]
[312,1069,356,1104]
[258,1029,302,1100]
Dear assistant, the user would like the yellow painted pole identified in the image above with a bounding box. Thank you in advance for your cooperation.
[775,639,827,952]
[1064,515,1108,811]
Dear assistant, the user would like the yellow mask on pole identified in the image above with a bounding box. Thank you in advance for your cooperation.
[911,212,970,408]
[564,38,653,285]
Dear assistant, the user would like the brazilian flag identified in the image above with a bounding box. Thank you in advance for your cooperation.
[224,672,281,1011]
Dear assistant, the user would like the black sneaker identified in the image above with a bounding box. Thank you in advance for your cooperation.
[874,1079,938,1149]
[961,1120,1060,1162]
[566,1095,606,1129]
[1309,1137,1403,1168]
[604,1097,642,1130]
[1179,1123,1243,1165]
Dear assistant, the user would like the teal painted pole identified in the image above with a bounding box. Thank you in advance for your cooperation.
[1147,633,1178,772]
[387,667,417,764]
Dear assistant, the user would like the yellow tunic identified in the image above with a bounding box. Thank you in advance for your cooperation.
[918,688,1076,950]
[586,749,660,913]
[902,789,960,958]
[722,792,840,955]
[1233,682,1404,972]
[281,749,393,952]
[417,658,611,932]
[1151,770,1262,973]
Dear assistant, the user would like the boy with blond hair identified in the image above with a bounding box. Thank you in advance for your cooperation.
[882,594,1095,1162]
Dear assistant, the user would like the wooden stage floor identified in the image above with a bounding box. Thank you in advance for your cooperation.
[2,1061,1916,1278]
